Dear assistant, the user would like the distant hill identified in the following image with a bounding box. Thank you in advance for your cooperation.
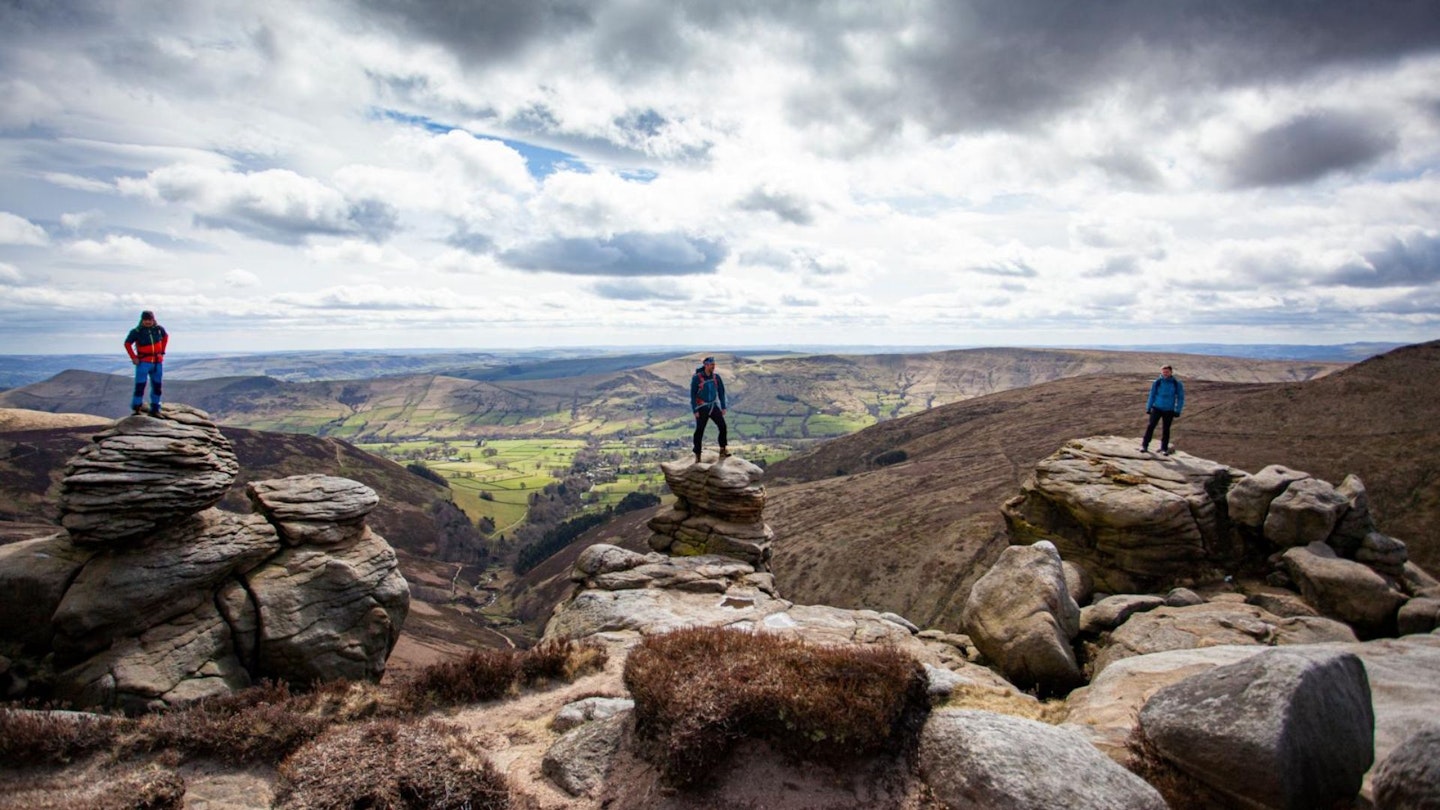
[0,348,1345,444]
[574,341,1440,637]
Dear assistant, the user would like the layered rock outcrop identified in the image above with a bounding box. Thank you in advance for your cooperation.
[646,453,773,568]
[0,406,408,711]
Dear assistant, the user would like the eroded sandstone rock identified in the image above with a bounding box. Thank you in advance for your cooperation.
[961,541,1082,693]
[247,474,378,546]
[648,454,773,567]
[1282,542,1407,638]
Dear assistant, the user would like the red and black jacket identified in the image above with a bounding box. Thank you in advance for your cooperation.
[125,324,168,363]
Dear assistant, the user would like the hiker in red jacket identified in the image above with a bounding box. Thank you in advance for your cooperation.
[690,356,728,463]
[124,310,168,416]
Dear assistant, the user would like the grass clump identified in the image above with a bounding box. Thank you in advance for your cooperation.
[0,706,126,766]
[398,639,607,711]
[274,718,511,810]
[0,765,186,810]
[623,626,930,787]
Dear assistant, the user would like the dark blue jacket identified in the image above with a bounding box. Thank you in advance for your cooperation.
[1146,375,1185,414]
[690,367,726,413]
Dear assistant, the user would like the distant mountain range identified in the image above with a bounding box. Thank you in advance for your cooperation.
[0,342,1398,389]
[0,347,1345,444]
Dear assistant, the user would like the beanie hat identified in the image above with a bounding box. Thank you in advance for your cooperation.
[141,310,155,320]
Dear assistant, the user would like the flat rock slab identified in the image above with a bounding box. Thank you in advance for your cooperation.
[247,474,378,546]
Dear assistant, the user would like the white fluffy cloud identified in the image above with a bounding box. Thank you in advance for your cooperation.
[0,212,48,246]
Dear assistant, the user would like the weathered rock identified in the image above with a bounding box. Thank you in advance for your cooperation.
[52,510,281,659]
[572,544,653,579]
[542,713,630,797]
[1373,724,1440,810]
[1329,474,1376,556]
[1264,476,1350,550]
[1139,647,1374,810]
[0,533,95,647]
[1001,436,1243,593]
[920,709,1166,810]
[1079,594,1165,634]
[1356,532,1408,578]
[246,474,378,546]
[57,406,239,544]
[1396,597,1440,636]
[1401,561,1440,598]
[1227,464,1311,530]
[1283,541,1407,638]
[1062,559,1094,606]
[1246,591,1322,619]
[552,697,635,733]
[648,455,773,567]
[1164,586,1205,607]
[961,541,1082,693]
[54,600,250,713]
[248,527,409,684]
[1090,601,1357,676]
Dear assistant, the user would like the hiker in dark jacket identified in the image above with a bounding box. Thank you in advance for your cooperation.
[690,356,728,463]
[124,310,168,416]
[1141,364,1184,455]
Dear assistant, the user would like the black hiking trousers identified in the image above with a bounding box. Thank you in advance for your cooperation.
[1143,408,1177,451]
[693,406,727,455]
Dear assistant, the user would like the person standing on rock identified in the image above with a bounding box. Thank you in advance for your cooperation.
[124,310,168,417]
[1141,363,1184,455]
[690,356,728,463]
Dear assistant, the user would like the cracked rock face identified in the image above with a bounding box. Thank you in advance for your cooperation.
[648,454,773,568]
[58,405,240,545]
[247,474,379,546]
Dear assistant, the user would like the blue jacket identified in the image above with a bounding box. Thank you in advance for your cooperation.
[690,367,726,413]
[1146,375,1185,414]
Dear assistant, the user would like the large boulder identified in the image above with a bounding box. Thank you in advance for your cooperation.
[1282,542,1407,638]
[1090,601,1357,677]
[961,541,1082,693]
[0,533,95,648]
[1226,464,1311,531]
[920,709,1166,810]
[57,406,239,544]
[1263,476,1350,549]
[246,474,378,546]
[648,454,773,567]
[541,713,630,797]
[1001,436,1244,593]
[1138,647,1374,810]
[1373,724,1440,810]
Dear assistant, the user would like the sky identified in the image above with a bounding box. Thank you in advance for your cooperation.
[2,1,1439,354]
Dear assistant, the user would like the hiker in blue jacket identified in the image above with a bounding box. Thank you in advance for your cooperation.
[690,356,728,463]
[1141,364,1184,455]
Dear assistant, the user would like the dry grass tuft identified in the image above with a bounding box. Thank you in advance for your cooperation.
[398,638,607,711]
[623,626,931,788]
[273,718,511,810]
[0,707,126,766]
[939,681,1067,723]
[0,764,185,810]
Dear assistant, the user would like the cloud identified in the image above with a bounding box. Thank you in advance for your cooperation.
[500,231,726,276]
[118,165,400,245]
[224,269,260,288]
[1085,255,1143,278]
[1327,232,1440,288]
[591,279,691,301]
[62,234,165,265]
[737,186,816,225]
[275,284,465,311]
[352,0,594,66]
[971,260,1038,279]
[0,212,49,245]
[1224,112,1397,188]
[0,263,22,284]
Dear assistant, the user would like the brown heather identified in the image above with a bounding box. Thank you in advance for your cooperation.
[623,626,931,788]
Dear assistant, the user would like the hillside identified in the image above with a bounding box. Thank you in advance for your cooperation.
[0,348,1342,444]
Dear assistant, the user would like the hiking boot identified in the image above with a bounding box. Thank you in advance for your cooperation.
[694,451,702,464]
[1139,446,1149,453]
[132,406,143,415]
[1162,447,1174,455]
[149,406,161,417]
[718,448,730,458]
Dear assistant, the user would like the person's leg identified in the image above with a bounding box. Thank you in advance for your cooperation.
[714,410,728,453]
[692,410,709,458]
[132,363,148,412]
[148,363,163,414]
[1141,410,1161,450]
[1160,411,1174,452]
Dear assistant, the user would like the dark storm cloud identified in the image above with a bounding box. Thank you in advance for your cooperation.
[500,231,726,276]
[591,279,690,301]
[737,187,816,225]
[1225,112,1397,188]
[350,0,594,63]
[1327,233,1440,288]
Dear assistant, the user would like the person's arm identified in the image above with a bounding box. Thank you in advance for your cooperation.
[1146,380,1157,412]
[156,328,169,362]
[690,373,701,412]
[1175,380,1185,415]
[717,375,727,411]
[124,330,139,364]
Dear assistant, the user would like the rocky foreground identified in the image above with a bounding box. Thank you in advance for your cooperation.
[3,429,1440,809]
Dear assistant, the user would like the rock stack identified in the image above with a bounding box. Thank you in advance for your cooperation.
[647,453,773,569]
[0,406,409,712]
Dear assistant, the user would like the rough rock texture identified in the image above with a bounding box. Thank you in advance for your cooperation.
[541,713,630,797]
[0,407,409,710]
[1373,724,1440,810]
[1138,648,1374,810]
[1282,542,1407,638]
[246,474,378,546]
[1263,476,1349,549]
[1396,598,1440,636]
[961,541,1082,693]
[1227,464,1312,531]
[57,406,240,544]
[647,454,773,568]
[1001,436,1243,593]
[1357,532,1409,578]
[920,709,1166,810]
[1079,594,1165,634]
[1090,601,1357,676]
[551,697,635,733]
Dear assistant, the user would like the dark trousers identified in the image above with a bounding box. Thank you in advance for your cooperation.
[1143,409,1176,450]
[693,406,727,454]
